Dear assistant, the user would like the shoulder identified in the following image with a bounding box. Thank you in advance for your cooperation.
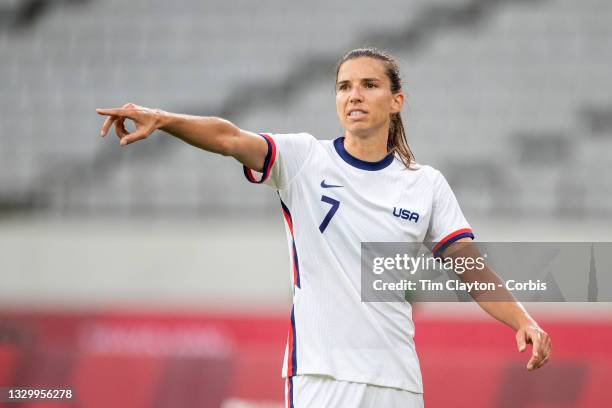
[265,132,317,145]
[261,132,318,156]
[402,163,456,200]
[405,162,443,183]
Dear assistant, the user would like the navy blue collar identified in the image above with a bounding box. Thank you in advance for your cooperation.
[333,137,395,171]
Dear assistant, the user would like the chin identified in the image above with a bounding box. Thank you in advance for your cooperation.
[347,122,378,135]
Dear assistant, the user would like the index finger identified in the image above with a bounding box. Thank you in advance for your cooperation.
[96,108,128,117]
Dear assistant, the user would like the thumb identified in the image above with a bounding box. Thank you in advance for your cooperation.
[516,330,527,353]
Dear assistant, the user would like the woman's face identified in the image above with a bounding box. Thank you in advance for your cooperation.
[335,57,404,137]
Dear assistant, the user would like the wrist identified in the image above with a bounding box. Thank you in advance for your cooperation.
[516,315,538,331]
[154,109,170,131]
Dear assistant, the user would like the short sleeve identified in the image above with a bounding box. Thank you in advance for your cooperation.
[243,132,316,189]
[425,169,474,257]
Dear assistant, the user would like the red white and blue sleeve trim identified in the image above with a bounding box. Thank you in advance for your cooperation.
[243,133,277,184]
[432,228,474,258]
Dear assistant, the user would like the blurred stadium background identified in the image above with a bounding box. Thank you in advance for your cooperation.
[1,0,611,406]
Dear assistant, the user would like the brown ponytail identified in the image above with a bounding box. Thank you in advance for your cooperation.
[336,48,415,169]
[388,112,414,169]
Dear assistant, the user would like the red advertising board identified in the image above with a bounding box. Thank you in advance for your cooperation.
[0,310,610,407]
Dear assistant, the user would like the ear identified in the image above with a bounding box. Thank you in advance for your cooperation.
[391,91,404,114]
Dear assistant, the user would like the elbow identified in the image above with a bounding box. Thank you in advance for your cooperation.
[215,119,240,157]
[217,137,235,157]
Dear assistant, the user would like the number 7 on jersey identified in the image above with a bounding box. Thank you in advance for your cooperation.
[319,195,340,233]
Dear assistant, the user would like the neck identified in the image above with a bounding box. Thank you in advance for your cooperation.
[343,125,390,162]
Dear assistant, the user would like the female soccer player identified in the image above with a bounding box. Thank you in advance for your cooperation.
[97,48,551,408]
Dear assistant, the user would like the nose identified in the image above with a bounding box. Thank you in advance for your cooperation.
[349,86,363,103]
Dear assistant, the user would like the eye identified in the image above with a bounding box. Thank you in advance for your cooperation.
[365,82,377,89]
[337,83,348,91]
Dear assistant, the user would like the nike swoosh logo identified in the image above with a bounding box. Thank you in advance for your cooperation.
[321,180,343,188]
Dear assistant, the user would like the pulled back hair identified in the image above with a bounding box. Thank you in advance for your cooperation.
[335,48,415,169]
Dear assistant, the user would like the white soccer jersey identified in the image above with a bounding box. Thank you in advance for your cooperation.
[244,133,473,394]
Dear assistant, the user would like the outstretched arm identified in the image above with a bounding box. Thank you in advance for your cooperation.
[96,103,268,172]
[441,238,552,371]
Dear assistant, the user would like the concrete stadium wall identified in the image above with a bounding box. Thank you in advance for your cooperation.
[1,215,611,314]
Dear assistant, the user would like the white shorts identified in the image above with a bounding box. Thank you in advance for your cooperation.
[285,375,424,408]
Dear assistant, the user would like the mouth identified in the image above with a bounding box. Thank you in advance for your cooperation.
[347,109,368,119]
